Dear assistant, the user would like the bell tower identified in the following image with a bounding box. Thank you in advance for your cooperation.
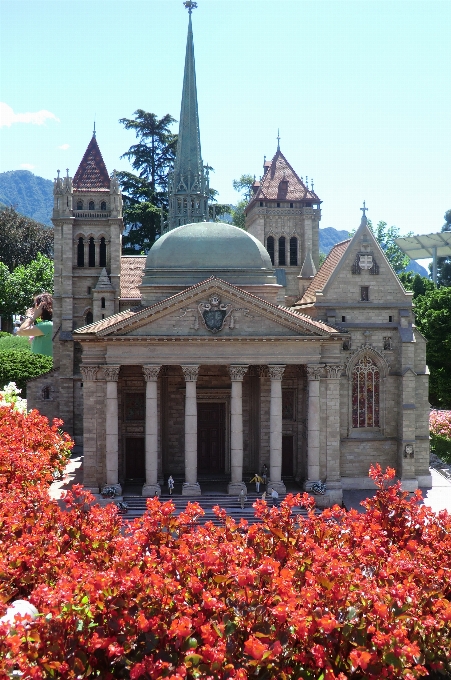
[51,132,123,441]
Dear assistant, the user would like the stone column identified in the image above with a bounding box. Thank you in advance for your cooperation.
[324,365,344,506]
[104,365,121,495]
[227,365,249,495]
[268,365,286,494]
[305,364,323,486]
[80,365,100,492]
[181,365,201,496]
[142,365,161,497]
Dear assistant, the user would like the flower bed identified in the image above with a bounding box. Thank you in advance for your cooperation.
[430,410,451,464]
[0,405,450,678]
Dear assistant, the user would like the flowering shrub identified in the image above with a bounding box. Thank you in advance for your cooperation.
[429,409,451,463]
[0,381,27,413]
[0,408,450,679]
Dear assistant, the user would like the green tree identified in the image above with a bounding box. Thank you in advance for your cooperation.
[0,208,53,269]
[0,254,53,332]
[432,209,451,287]
[231,174,254,229]
[118,110,178,253]
[368,220,410,274]
[414,286,451,408]
[398,271,435,298]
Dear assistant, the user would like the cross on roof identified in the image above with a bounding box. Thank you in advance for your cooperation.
[277,129,281,150]
[184,0,198,13]
[360,200,368,217]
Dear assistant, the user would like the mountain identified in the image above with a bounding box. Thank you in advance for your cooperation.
[319,226,429,278]
[0,171,53,226]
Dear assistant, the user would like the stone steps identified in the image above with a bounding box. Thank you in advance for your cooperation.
[120,492,312,523]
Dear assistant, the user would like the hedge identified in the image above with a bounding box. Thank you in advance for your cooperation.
[0,334,31,353]
[0,349,52,395]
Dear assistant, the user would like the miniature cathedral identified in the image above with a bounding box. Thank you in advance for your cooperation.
[27,2,431,505]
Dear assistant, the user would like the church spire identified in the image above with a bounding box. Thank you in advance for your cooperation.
[165,1,209,233]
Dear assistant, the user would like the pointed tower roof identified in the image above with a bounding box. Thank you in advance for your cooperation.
[247,149,320,209]
[73,135,110,192]
[166,2,208,232]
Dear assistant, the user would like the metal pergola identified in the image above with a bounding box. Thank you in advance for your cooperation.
[395,231,451,284]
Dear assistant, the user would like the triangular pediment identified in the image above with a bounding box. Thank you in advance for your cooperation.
[74,277,336,339]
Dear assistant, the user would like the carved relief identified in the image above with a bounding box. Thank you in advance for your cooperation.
[181,365,200,382]
[173,295,251,332]
[257,366,269,378]
[306,364,324,380]
[228,365,249,381]
[325,364,344,379]
[103,365,120,382]
[80,365,99,381]
[351,253,379,275]
[268,365,286,381]
[142,365,161,382]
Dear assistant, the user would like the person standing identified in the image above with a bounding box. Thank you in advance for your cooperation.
[261,464,268,486]
[270,487,279,507]
[17,293,53,357]
[250,473,263,493]
[167,475,174,495]
[239,488,247,510]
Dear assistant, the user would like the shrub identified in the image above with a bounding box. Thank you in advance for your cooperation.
[0,348,52,395]
[0,334,31,353]
[0,331,11,338]
[0,457,451,678]
[430,410,451,463]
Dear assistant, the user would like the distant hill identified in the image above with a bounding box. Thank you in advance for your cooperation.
[319,226,429,278]
[0,171,53,226]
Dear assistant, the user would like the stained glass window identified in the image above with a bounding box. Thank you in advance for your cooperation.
[352,355,380,428]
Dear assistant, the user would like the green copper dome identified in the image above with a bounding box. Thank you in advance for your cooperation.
[141,222,276,287]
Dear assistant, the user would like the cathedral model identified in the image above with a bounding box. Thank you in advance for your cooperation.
[28,2,431,505]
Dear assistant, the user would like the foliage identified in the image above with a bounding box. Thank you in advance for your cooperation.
[0,207,53,270]
[319,252,327,267]
[431,209,451,287]
[414,287,451,408]
[0,253,54,331]
[398,271,435,298]
[118,110,177,253]
[429,410,451,463]
[231,174,254,229]
[0,334,31,353]
[0,382,27,413]
[0,170,53,226]
[0,349,52,395]
[367,220,411,273]
[1,459,451,678]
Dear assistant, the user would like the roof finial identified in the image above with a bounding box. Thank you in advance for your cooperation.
[93,120,96,138]
[311,179,314,191]
[277,128,281,150]
[66,168,69,177]
[360,200,368,217]
[183,0,197,14]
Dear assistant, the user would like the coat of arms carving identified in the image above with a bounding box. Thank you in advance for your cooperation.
[198,295,232,333]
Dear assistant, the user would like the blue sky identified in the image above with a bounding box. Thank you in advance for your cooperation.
[1,0,450,249]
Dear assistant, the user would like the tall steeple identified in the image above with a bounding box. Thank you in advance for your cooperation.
[165,1,209,233]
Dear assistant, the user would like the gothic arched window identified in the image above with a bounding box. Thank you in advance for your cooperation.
[99,237,107,267]
[89,200,95,211]
[100,201,106,211]
[76,200,83,210]
[278,236,286,266]
[88,237,96,267]
[352,355,380,428]
[289,236,298,266]
[77,237,84,267]
[267,236,275,265]
[85,311,93,325]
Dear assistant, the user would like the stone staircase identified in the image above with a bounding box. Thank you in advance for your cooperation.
[120,491,313,524]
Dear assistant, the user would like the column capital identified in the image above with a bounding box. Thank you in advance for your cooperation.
[143,365,161,382]
[80,365,100,381]
[325,364,344,379]
[228,365,249,381]
[181,365,200,382]
[306,364,325,380]
[268,365,286,381]
[103,365,120,382]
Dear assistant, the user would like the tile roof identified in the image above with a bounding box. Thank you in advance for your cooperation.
[74,275,338,337]
[120,255,146,299]
[247,149,320,209]
[73,136,110,192]
[295,239,351,306]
